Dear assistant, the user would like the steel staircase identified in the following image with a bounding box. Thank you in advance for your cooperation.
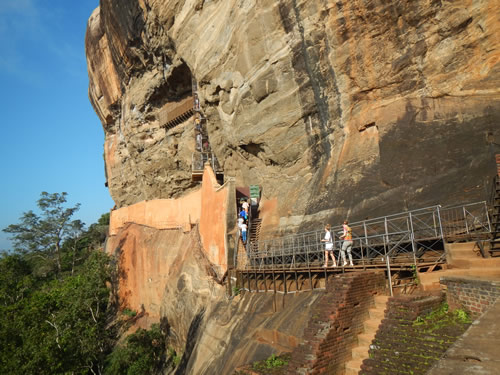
[490,154,500,256]
[248,218,262,251]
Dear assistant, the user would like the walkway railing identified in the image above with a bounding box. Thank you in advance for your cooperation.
[191,152,222,174]
[237,201,491,271]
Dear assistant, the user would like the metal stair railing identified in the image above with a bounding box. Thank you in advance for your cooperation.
[237,201,491,271]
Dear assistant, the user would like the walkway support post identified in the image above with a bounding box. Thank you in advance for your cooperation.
[409,212,417,266]
[386,254,393,297]
[463,206,470,235]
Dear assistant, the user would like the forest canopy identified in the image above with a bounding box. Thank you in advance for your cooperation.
[1,192,174,375]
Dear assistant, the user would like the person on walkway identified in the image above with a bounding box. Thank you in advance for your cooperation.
[195,116,202,132]
[196,133,202,151]
[241,221,248,244]
[237,215,244,235]
[340,220,354,266]
[322,224,336,267]
[194,94,200,110]
[239,208,248,221]
[242,199,249,215]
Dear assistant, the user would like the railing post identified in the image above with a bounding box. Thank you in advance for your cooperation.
[436,205,444,240]
[360,238,365,268]
[384,217,389,245]
[463,206,470,235]
[432,212,438,237]
[386,254,393,297]
[484,201,492,233]
[408,212,417,265]
[363,221,368,245]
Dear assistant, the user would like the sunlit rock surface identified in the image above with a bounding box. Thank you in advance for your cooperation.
[87,0,499,232]
[88,1,500,372]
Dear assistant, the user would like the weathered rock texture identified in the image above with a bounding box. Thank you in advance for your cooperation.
[106,223,388,374]
[87,0,500,234]
[106,221,322,372]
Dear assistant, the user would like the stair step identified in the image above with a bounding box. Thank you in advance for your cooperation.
[358,332,375,346]
[369,308,385,320]
[364,319,381,331]
[345,359,364,375]
[374,295,390,305]
[449,258,500,268]
[352,345,369,360]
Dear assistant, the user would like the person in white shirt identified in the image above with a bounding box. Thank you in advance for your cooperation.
[241,222,248,244]
[321,224,336,267]
[242,200,249,214]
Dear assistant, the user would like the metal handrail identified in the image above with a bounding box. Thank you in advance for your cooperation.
[238,201,491,271]
[191,152,222,173]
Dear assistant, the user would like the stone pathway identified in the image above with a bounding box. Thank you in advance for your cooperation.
[427,299,500,374]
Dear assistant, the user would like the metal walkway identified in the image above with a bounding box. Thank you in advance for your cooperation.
[235,201,491,294]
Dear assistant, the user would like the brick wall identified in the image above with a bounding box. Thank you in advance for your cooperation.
[286,271,386,375]
[441,276,500,319]
[360,294,459,375]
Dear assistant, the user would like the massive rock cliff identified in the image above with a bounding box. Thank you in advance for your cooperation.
[86,0,500,233]
[86,2,499,372]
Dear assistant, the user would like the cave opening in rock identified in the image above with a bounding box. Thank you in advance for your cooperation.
[149,60,193,109]
[166,62,193,100]
[240,142,265,158]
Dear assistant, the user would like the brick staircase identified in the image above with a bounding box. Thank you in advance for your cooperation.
[345,295,389,375]
[418,242,500,290]
[490,154,500,256]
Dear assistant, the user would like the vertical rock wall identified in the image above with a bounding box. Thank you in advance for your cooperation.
[86,0,500,234]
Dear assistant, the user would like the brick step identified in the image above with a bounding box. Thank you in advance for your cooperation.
[357,332,376,346]
[345,359,364,375]
[364,319,382,331]
[374,294,390,304]
[445,242,477,252]
[343,294,389,374]
[419,268,500,290]
[352,345,369,360]
[368,308,385,320]
[448,258,500,268]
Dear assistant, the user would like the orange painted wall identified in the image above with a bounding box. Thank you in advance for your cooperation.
[108,165,230,273]
[199,167,229,273]
[109,189,202,235]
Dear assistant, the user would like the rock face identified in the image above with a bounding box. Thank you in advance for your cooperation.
[106,222,325,372]
[86,2,500,372]
[87,0,500,232]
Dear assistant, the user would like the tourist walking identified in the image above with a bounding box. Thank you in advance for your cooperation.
[322,224,336,267]
[242,199,249,215]
[239,208,248,221]
[241,221,248,244]
[340,220,354,266]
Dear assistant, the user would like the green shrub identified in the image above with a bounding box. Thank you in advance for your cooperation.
[105,324,166,375]
[252,353,289,372]
[122,308,137,317]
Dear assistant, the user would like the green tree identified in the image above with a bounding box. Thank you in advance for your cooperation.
[0,251,116,375]
[105,324,166,375]
[3,192,83,275]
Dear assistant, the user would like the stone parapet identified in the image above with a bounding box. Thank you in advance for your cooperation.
[441,276,500,319]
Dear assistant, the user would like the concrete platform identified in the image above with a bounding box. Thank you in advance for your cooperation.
[427,299,500,375]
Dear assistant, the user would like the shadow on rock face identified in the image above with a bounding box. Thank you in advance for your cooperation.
[174,307,206,375]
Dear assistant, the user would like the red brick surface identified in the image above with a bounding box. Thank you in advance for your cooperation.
[286,272,386,374]
[441,276,500,319]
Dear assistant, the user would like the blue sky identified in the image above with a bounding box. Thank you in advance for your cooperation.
[0,0,114,251]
